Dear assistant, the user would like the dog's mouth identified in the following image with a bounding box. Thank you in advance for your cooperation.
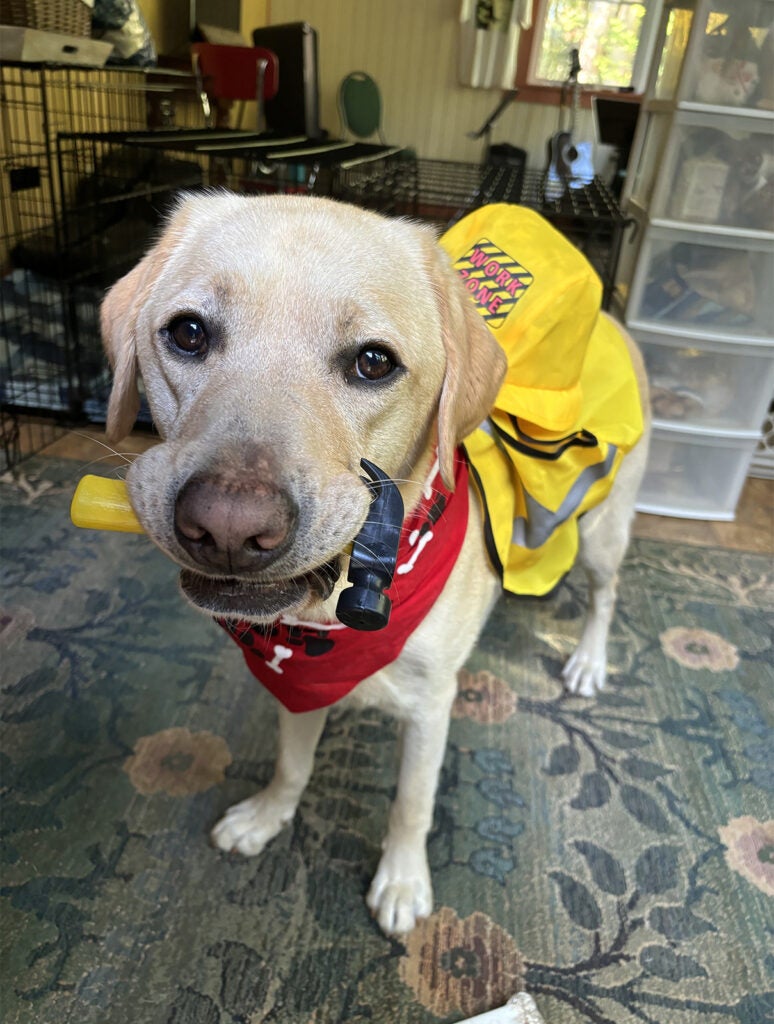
[178,559,341,620]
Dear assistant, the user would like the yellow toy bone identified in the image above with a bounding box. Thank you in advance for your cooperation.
[70,475,359,554]
[70,471,387,624]
[70,475,144,533]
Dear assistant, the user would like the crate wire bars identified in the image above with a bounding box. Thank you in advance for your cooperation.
[0,62,202,470]
[2,63,632,471]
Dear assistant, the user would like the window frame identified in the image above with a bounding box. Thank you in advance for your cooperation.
[514,0,664,107]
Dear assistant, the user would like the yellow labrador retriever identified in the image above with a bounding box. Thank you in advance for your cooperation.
[101,193,649,936]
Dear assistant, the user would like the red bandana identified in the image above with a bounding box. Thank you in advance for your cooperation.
[219,451,470,713]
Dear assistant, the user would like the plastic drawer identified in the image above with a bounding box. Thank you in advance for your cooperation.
[633,326,774,432]
[649,111,774,231]
[676,0,774,110]
[627,226,774,339]
[636,425,761,520]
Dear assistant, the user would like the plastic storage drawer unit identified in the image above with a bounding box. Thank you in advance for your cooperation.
[636,424,762,520]
[635,327,774,432]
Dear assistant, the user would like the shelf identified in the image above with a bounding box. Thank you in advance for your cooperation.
[649,219,774,241]
[636,425,761,520]
[677,101,774,120]
[633,324,774,433]
[644,101,774,121]
[627,225,774,340]
[649,419,763,440]
[623,0,774,519]
[627,318,774,346]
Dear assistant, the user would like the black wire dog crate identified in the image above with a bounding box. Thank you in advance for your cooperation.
[3,101,631,467]
[46,128,415,424]
[0,62,201,469]
[396,159,632,308]
[53,131,209,424]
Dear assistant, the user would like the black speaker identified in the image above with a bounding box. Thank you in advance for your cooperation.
[251,22,321,139]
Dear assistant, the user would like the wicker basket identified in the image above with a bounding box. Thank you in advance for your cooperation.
[2,0,92,38]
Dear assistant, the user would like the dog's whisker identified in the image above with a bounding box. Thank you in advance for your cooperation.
[308,566,339,599]
[347,541,395,580]
[376,475,425,488]
[366,479,451,508]
[66,429,137,466]
[77,452,142,475]
[350,518,415,542]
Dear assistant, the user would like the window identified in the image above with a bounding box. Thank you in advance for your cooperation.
[527,0,663,91]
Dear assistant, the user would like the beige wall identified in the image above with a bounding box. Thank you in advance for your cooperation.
[139,0,190,58]
[241,1,269,39]
[268,0,599,168]
[137,0,600,169]
[139,1,269,57]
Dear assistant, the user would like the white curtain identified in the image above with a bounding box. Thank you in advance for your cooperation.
[459,0,533,89]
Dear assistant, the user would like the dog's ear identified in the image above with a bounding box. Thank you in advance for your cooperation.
[100,199,191,442]
[429,242,507,488]
[100,260,147,443]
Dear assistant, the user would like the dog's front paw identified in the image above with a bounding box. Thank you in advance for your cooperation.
[211,792,295,857]
[366,846,433,936]
[562,643,607,697]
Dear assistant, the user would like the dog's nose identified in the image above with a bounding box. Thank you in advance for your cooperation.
[175,474,297,574]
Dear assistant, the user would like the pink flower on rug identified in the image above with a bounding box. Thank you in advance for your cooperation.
[123,726,232,796]
[718,816,774,897]
[660,627,739,672]
[399,907,524,1017]
[0,606,36,644]
[453,669,518,724]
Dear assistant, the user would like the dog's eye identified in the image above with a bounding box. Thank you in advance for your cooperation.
[353,346,397,382]
[166,316,209,357]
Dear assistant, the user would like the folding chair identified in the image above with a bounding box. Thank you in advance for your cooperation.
[191,43,279,131]
[338,71,388,144]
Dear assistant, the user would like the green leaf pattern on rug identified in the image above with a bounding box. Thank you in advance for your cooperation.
[1,459,773,1023]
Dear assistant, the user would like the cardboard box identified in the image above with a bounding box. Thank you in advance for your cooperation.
[0,24,112,66]
[669,156,729,223]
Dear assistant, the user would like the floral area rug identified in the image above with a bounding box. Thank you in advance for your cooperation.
[1,457,773,1024]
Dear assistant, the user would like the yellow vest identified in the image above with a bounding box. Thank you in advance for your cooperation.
[440,204,644,596]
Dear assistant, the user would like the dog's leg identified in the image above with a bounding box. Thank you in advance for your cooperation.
[366,683,456,936]
[211,704,327,856]
[562,547,622,697]
[563,433,650,696]
[364,501,500,935]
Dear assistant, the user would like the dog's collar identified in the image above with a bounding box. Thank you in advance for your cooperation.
[219,450,470,712]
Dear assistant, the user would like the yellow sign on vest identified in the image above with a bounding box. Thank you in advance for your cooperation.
[441,204,644,596]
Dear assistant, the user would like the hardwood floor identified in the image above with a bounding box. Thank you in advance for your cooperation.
[632,476,773,555]
[15,422,774,556]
